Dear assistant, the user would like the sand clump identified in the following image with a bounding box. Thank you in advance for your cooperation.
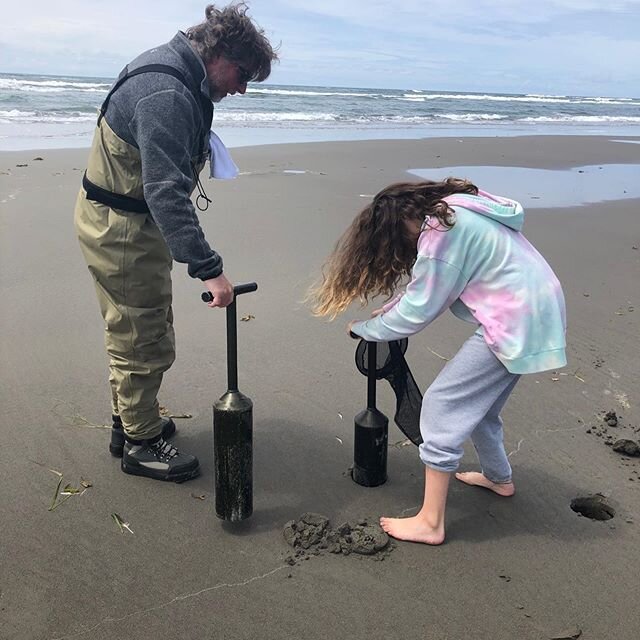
[586,410,640,453]
[283,512,392,564]
[584,410,640,483]
[603,410,619,427]
[612,439,640,457]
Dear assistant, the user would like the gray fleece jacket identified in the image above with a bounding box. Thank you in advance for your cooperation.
[103,32,222,280]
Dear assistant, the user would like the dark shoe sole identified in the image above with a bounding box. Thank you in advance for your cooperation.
[109,418,176,458]
[120,459,200,483]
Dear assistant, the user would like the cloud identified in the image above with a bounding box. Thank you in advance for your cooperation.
[274,0,640,30]
[1,0,639,96]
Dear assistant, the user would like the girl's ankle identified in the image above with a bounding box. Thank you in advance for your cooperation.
[416,509,444,530]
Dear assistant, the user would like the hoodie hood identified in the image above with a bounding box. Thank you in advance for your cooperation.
[443,189,524,231]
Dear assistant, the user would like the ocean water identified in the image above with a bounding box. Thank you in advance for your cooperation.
[1,72,639,150]
[408,164,640,208]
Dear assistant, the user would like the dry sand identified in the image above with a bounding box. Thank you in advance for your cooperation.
[1,135,639,640]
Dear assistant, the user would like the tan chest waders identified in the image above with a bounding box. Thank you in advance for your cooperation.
[74,64,212,439]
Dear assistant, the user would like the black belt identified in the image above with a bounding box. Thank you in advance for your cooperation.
[83,172,150,214]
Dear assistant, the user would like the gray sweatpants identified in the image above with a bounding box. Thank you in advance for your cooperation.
[419,333,520,483]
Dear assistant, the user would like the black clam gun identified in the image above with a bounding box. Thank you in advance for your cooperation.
[201,282,257,521]
[352,340,388,487]
[351,336,421,487]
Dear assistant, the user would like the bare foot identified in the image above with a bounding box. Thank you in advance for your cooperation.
[455,472,515,497]
[379,515,445,545]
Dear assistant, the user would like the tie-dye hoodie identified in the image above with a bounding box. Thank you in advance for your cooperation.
[350,189,567,374]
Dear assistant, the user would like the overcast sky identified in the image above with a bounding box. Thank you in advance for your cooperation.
[2,0,639,97]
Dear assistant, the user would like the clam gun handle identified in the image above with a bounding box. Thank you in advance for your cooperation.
[201,282,258,303]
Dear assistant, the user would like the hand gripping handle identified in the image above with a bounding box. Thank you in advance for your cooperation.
[201,282,258,303]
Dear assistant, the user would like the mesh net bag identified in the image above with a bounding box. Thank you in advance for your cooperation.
[355,339,423,445]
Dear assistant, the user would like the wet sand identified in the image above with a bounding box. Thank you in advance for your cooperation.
[1,135,639,640]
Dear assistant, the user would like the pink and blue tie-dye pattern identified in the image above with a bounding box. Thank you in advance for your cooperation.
[350,190,567,375]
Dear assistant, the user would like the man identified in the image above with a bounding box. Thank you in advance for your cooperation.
[74,4,277,482]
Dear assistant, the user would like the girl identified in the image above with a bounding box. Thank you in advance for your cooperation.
[310,178,566,545]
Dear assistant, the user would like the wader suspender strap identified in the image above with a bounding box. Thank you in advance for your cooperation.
[84,63,214,214]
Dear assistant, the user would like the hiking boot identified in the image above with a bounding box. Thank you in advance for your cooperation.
[121,436,200,483]
[109,415,176,458]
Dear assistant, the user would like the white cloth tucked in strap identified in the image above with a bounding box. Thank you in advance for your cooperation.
[209,131,239,179]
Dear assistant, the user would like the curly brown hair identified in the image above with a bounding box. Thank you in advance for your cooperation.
[186,3,278,82]
[309,177,478,319]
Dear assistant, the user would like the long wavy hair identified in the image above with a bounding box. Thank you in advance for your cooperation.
[186,3,278,82]
[309,177,478,319]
